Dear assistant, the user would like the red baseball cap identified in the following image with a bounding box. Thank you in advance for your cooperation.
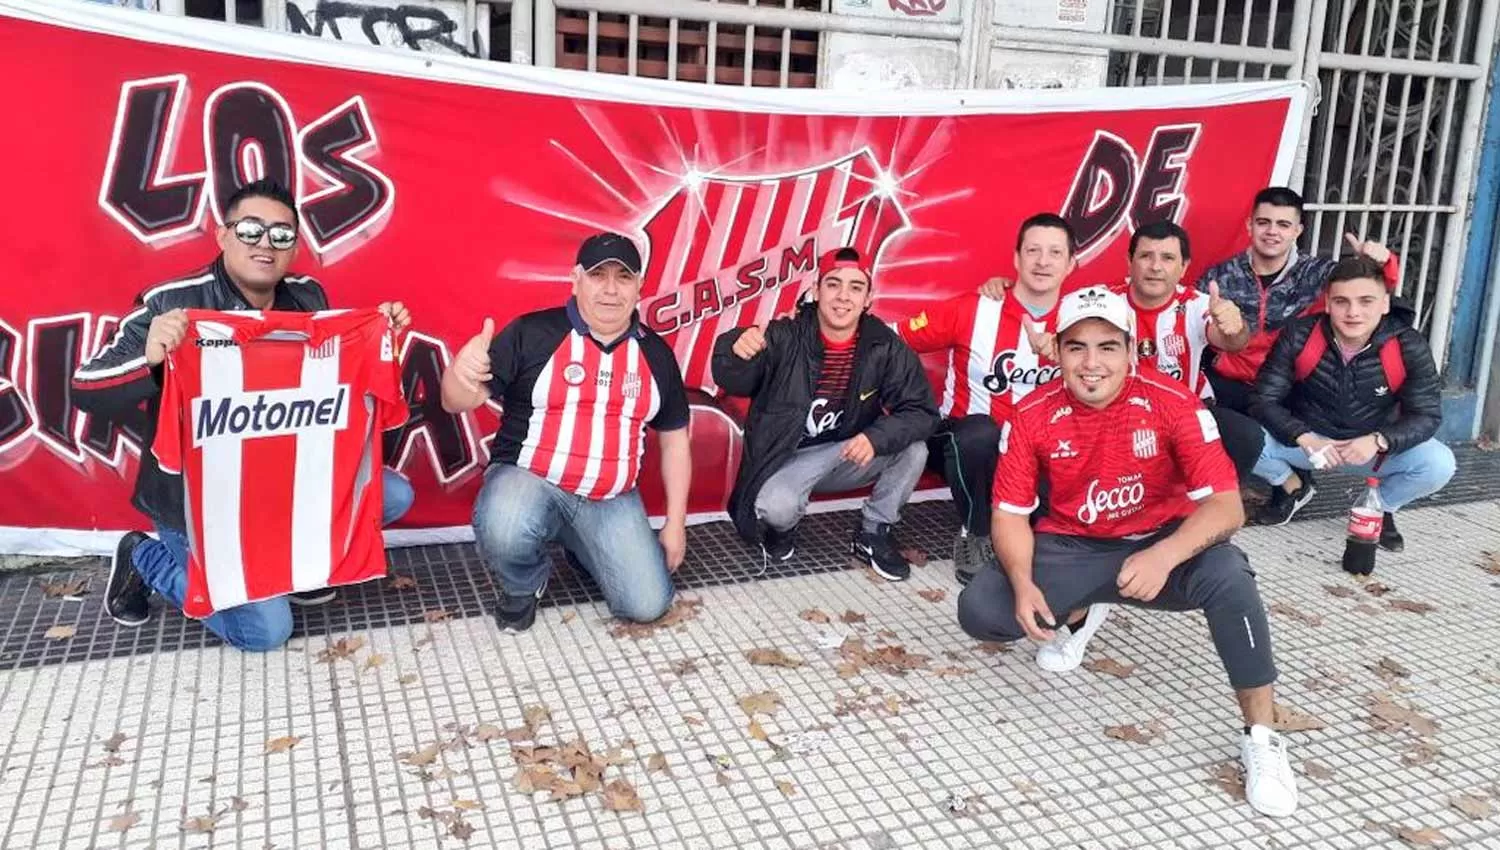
[817,249,873,284]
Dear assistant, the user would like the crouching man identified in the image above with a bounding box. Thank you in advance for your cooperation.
[442,233,691,633]
[712,248,939,580]
[956,286,1298,818]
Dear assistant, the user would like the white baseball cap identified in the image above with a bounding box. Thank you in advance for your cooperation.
[1056,285,1134,337]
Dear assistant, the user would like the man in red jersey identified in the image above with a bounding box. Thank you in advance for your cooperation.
[895,213,1077,584]
[956,286,1298,819]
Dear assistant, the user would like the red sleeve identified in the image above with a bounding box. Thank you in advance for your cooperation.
[367,314,409,432]
[897,293,972,354]
[1165,396,1238,501]
[992,411,1042,514]
[1382,253,1400,292]
[152,357,184,475]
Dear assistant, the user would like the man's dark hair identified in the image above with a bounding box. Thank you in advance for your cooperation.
[833,247,861,263]
[1015,213,1077,257]
[1327,255,1387,288]
[1252,186,1304,215]
[1128,220,1192,261]
[224,179,299,229]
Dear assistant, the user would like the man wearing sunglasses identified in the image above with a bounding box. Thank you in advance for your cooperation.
[72,179,416,651]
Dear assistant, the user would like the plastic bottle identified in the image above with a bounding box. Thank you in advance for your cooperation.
[1341,477,1384,575]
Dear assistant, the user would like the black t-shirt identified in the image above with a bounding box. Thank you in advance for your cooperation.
[485,300,689,499]
[800,333,858,448]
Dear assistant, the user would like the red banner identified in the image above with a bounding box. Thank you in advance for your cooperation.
[0,0,1305,553]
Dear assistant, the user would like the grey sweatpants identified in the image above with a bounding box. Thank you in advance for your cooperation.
[755,440,927,533]
[956,528,1277,690]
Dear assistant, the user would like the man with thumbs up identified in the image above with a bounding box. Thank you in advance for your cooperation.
[1195,187,1398,525]
[441,232,692,634]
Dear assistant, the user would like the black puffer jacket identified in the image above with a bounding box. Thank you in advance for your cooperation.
[71,256,329,530]
[1251,303,1441,454]
[711,304,939,543]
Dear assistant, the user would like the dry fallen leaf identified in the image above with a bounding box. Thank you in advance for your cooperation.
[916,589,947,603]
[1450,794,1494,820]
[181,815,218,834]
[775,779,797,797]
[315,637,366,663]
[602,778,644,813]
[1302,760,1334,780]
[840,610,867,625]
[1363,581,1394,597]
[746,648,804,668]
[1395,826,1445,846]
[1402,741,1441,766]
[974,641,1011,655]
[899,547,929,566]
[716,770,734,787]
[473,724,503,742]
[422,609,452,623]
[1368,694,1440,737]
[1354,604,1384,616]
[1104,721,1164,745]
[103,732,127,753]
[561,610,578,624]
[1207,761,1245,801]
[683,714,706,727]
[646,752,670,775]
[1322,584,1358,599]
[1480,553,1500,576]
[1082,658,1136,679]
[512,765,560,793]
[799,609,831,624]
[1370,657,1412,680]
[41,577,88,598]
[106,812,140,832]
[1271,702,1328,732]
[362,653,386,672]
[264,736,301,754]
[1268,602,1324,627]
[388,574,418,590]
[738,691,783,717]
[43,624,76,640]
[523,705,552,731]
[398,674,419,686]
[451,799,482,811]
[401,743,443,767]
[748,719,769,742]
[1387,599,1437,615]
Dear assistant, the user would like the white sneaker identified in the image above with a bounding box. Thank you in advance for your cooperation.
[1240,724,1299,817]
[1035,604,1111,673]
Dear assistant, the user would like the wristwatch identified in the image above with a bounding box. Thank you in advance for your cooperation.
[1373,431,1390,453]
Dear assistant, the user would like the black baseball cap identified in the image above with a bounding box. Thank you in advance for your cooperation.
[576,232,643,275]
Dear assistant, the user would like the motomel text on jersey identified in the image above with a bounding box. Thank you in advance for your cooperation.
[192,385,350,446]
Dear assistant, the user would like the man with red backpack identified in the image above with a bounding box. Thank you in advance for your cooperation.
[1249,256,1454,552]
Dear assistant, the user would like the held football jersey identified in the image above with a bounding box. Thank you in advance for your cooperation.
[1110,282,1215,399]
[153,308,406,619]
[992,371,1238,539]
[897,292,1060,422]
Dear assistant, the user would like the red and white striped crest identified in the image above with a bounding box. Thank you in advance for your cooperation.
[636,148,911,393]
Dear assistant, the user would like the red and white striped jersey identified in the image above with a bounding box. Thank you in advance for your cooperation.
[153,309,406,619]
[1112,282,1215,400]
[486,301,689,499]
[896,292,1060,423]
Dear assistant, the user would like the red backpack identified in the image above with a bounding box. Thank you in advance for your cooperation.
[1293,326,1406,393]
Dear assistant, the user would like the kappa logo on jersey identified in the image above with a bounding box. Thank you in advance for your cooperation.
[1077,474,1147,525]
[1132,429,1159,459]
[983,350,1062,394]
[805,398,844,438]
[195,338,238,348]
[192,385,349,446]
[637,148,910,393]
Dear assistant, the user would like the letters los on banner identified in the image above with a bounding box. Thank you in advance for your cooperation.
[0,0,1304,551]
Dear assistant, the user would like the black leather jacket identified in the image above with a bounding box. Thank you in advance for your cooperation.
[71,256,328,530]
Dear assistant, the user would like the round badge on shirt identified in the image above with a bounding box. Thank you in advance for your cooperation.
[563,362,587,385]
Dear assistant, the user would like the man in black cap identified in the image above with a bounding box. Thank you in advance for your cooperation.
[442,232,693,633]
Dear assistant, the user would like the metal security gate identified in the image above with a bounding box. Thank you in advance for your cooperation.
[155,0,1500,370]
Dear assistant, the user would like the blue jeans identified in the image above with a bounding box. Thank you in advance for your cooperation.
[472,464,674,623]
[130,468,416,652]
[1252,431,1457,511]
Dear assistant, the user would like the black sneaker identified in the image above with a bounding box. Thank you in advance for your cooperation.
[761,524,797,563]
[1255,478,1317,526]
[289,589,338,606]
[953,531,992,586]
[496,580,547,634]
[106,532,152,627]
[1379,512,1404,552]
[852,523,911,582]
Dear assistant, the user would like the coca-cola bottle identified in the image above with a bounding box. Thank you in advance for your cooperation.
[1341,477,1384,575]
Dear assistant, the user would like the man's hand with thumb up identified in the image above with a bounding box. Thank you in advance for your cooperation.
[441,317,498,414]
[732,324,768,360]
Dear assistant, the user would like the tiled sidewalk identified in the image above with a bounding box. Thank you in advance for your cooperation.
[3,498,1500,849]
